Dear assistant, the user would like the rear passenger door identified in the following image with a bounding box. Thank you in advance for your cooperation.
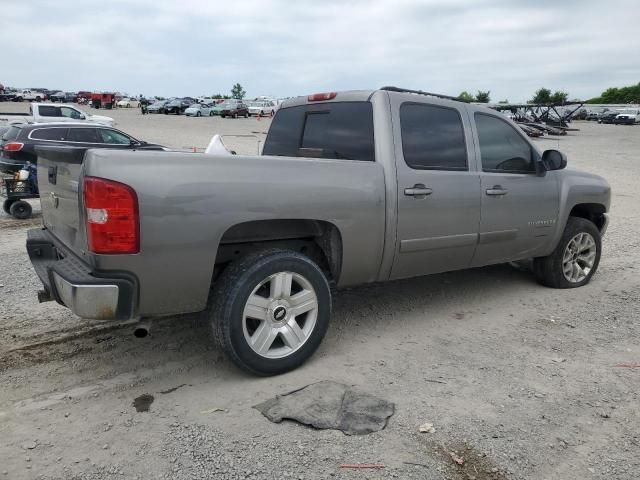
[390,100,481,280]
[470,112,559,266]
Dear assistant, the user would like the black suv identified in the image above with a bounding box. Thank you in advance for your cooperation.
[0,123,165,175]
[164,99,192,115]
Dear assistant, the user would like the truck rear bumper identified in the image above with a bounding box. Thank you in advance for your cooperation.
[26,228,138,320]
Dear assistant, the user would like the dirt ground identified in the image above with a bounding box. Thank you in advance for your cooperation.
[0,106,638,480]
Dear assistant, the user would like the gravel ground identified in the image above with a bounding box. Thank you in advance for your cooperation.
[0,107,638,480]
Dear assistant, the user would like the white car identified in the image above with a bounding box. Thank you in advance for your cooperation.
[197,97,216,105]
[185,104,214,117]
[117,98,140,108]
[247,100,278,117]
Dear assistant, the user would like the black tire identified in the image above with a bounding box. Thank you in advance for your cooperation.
[196,111,201,117]
[9,200,32,219]
[233,113,238,119]
[3,199,16,215]
[221,114,225,118]
[210,249,331,376]
[35,96,41,102]
[533,217,601,288]
[209,111,214,116]
[260,110,264,117]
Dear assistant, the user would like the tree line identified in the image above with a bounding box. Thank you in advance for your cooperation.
[586,82,640,104]
[456,82,640,105]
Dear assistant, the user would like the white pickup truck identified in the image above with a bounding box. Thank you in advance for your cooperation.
[0,103,114,127]
[13,89,46,102]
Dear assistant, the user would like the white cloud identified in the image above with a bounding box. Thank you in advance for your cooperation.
[1,0,639,101]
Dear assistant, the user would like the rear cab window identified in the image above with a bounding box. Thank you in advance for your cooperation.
[263,102,375,161]
[2,126,22,143]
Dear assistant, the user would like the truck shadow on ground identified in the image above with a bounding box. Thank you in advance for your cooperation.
[2,263,538,377]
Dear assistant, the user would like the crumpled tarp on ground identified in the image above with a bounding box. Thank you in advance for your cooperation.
[254,381,395,435]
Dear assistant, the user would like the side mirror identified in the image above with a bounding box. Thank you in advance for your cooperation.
[79,114,86,120]
[541,149,567,171]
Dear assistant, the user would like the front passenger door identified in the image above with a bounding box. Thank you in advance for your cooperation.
[471,113,559,266]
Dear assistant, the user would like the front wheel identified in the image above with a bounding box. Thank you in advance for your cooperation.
[209,250,331,376]
[196,111,201,117]
[533,217,601,288]
[9,200,32,219]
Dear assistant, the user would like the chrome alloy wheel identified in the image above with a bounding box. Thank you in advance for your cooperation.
[242,272,318,359]
[562,232,597,283]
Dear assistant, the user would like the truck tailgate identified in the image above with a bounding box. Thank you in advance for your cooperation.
[35,146,88,253]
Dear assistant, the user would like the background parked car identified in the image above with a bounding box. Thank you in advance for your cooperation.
[185,104,214,116]
[164,98,192,115]
[0,123,166,175]
[598,112,619,124]
[147,100,169,114]
[220,101,249,118]
[248,100,278,117]
[614,113,637,125]
[117,97,140,108]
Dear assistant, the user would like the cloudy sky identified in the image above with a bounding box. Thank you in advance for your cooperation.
[2,0,639,102]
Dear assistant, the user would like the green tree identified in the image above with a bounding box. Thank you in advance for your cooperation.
[529,88,552,104]
[475,90,491,103]
[231,83,246,100]
[457,91,475,102]
[550,90,569,104]
[586,82,640,104]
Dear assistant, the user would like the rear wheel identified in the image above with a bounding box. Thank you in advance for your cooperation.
[196,111,201,117]
[533,217,601,288]
[3,199,16,215]
[210,250,331,376]
[9,200,32,219]
[233,112,238,119]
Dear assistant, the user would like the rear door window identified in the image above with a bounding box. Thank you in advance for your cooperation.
[38,106,62,117]
[29,128,68,141]
[67,128,100,143]
[262,102,375,161]
[399,103,468,170]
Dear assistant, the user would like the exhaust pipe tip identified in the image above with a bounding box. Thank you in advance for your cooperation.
[133,323,150,338]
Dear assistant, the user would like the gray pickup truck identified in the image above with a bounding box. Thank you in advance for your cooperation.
[26,87,611,375]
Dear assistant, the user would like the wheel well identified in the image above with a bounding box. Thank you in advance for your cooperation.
[569,203,607,231]
[215,219,343,284]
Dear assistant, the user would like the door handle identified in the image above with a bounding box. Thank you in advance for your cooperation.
[404,185,433,197]
[486,186,508,196]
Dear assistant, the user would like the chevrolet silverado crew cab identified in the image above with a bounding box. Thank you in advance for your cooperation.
[26,87,610,376]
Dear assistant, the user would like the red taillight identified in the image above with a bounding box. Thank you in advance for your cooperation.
[3,142,23,152]
[83,176,139,254]
[307,92,337,102]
